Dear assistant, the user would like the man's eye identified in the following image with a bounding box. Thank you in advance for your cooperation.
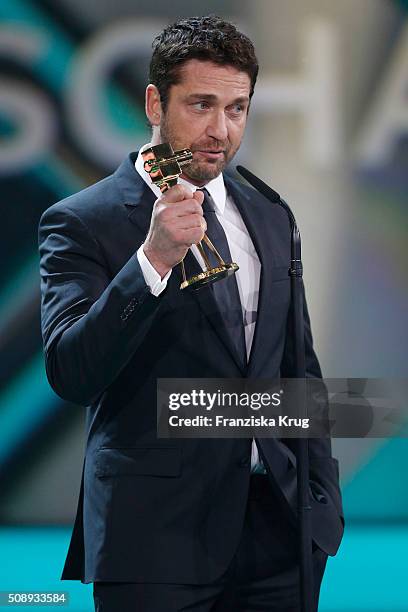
[192,101,209,111]
[230,104,244,114]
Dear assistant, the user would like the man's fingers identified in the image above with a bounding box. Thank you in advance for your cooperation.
[162,184,194,203]
[180,226,206,246]
[177,215,207,232]
[193,190,204,205]
[161,200,204,218]
[177,201,204,216]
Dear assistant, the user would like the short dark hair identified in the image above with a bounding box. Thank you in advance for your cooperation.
[149,15,259,112]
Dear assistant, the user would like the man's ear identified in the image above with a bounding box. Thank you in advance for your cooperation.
[145,84,162,126]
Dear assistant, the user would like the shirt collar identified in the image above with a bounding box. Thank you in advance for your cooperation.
[135,143,227,215]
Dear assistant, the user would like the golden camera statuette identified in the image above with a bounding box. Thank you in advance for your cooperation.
[142,143,239,290]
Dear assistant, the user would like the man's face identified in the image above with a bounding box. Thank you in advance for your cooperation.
[155,60,251,185]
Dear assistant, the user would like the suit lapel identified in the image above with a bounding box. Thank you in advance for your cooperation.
[172,255,247,374]
[181,272,247,373]
[224,175,278,377]
[114,155,156,235]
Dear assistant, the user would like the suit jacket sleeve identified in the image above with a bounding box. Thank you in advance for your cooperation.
[38,204,164,406]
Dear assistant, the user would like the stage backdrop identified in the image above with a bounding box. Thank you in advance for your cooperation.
[0,1,407,611]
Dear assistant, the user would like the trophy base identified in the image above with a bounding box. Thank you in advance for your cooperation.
[180,263,239,290]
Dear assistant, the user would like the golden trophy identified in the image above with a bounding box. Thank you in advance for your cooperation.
[142,143,239,290]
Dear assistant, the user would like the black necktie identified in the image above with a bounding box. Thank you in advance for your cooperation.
[200,189,247,367]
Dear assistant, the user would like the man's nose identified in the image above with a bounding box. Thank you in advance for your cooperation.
[206,111,228,141]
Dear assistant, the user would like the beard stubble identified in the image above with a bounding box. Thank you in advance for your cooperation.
[159,114,236,183]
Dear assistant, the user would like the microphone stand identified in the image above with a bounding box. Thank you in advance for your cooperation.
[236,165,314,612]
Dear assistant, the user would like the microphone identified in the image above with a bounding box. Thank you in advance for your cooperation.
[236,165,281,203]
[236,165,296,227]
[237,164,314,612]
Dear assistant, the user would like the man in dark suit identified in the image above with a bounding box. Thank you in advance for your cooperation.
[39,15,343,611]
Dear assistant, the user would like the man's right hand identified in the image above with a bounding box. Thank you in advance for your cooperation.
[142,185,206,279]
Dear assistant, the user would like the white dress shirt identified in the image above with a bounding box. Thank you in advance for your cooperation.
[135,145,265,474]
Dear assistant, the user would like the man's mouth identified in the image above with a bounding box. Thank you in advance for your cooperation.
[195,150,225,160]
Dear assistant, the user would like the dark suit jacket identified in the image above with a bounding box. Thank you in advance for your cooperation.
[38,152,344,584]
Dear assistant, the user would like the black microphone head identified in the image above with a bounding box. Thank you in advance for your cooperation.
[236,165,281,203]
[236,165,297,229]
